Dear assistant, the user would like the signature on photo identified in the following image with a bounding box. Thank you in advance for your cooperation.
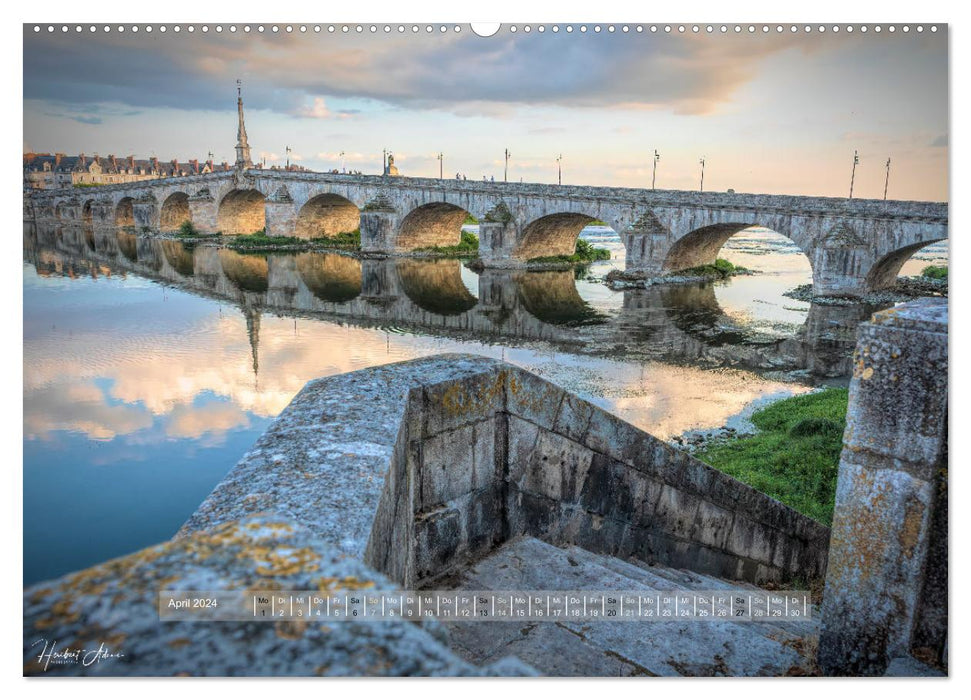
[30,638,125,672]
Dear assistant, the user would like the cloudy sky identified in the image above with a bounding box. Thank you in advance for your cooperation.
[23,24,948,200]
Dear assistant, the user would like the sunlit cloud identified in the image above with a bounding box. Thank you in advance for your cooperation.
[21,26,948,199]
[295,96,332,119]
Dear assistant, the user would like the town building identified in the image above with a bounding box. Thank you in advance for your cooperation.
[23,152,233,190]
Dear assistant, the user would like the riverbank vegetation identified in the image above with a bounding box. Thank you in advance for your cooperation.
[528,238,612,265]
[673,258,749,280]
[222,229,361,251]
[922,265,948,281]
[415,231,480,256]
[228,231,305,250]
[313,230,361,248]
[694,388,849,525]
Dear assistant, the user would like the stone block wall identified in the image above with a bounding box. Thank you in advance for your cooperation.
[360,210,398,252]
[348,357,831,588]
[188,193,217,232]
[497,368,829,585]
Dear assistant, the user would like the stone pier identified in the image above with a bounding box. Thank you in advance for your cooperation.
[818,298,948,675]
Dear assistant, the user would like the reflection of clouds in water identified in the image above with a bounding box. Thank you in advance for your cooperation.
[23,231,842,449]
[166,401,251,441]
[24,289,812,444]
[503,350,810,439]
[24,380,153,441]
[25,310,433,442]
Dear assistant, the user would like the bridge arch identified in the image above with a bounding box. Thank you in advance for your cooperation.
[115,197,135,227]
[82,199,95,224]
[866,238,948,290]
[117,231,138,262]
[396,202,470,250]
[218,189,266,235]
[662,223,812,274]
[219,249,269,293]
[296,253,362,303]
[513,213,600,260]
[516,270,601,326]
[161,240,195,277]
[160,192,191,231]
[396,259,478,315]
[295,194,361,240]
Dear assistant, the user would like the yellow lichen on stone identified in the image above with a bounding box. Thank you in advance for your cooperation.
[314,575,375,592]
[275,619,309,640]
[899,498,926,558]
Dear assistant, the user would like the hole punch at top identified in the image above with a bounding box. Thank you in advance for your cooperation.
[470,23,501,37]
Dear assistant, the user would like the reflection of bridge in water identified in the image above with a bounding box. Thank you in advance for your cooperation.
[26,222,879,379]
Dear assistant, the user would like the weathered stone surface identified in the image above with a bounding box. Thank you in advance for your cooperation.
[819,298,948,676]
[23,515,521,676]
[443,537,816,677]
[28,353,839,676]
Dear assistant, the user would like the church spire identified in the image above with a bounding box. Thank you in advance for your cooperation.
[244,305,260,381]
[235,79,253,169]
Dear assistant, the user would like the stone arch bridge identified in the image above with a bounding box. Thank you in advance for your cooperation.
[27,169,948,297]
[27,221,873,379]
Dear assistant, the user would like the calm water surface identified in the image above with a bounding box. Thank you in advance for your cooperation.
[22,223,947,584]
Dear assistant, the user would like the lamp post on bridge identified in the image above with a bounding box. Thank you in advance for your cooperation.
[437,152,444,180]
[699,157,706,192]
[285,145,291,170]
[504,148,511,182]
[339,151,345,173]
[652,149,660,190]
[884,157,891,201]
[382,148,387,175]
[556,154,562,185]
[849,150,859,199]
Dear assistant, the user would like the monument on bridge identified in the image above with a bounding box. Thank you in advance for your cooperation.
[234,80,254,170]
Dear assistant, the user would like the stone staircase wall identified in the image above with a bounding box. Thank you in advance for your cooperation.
[356,356,830,588]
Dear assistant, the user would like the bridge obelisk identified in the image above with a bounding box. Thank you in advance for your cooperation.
[235,80,253,169]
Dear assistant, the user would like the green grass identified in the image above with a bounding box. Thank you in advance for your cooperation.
[694,388,849,525]
[415,230,480,256]
[175,221,201,237]
[311,230,361,248]
[528,238,612,264]
[229,231,305,249]
[921,265,948,281]
[227,229,361,250]
[675,258,747,279]
[463,214,479,225]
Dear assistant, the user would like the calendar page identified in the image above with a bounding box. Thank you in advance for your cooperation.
[20,11,949,681]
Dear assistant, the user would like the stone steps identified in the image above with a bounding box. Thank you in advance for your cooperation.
[567,547,808,642]
[595,554,820,639]
[440,537,817,676]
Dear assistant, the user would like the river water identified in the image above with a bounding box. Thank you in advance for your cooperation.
[22,223,947,584]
